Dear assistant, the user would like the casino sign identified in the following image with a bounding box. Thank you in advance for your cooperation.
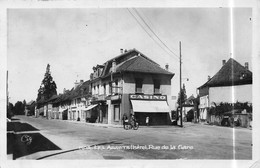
[129,94,167,101]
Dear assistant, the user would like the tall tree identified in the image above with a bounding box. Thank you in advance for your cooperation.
[14,101,24,115]
[177,83,187,106]
[23,99,26,112]
[36,64,57,102]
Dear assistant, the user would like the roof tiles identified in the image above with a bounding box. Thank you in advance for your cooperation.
[199,58,252,88]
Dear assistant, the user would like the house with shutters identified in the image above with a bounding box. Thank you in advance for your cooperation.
[197,58,252,122]
[88,48,175,125]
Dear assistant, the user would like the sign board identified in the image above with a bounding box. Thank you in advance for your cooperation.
[129,94,167,101]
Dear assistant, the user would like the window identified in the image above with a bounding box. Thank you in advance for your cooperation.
[97,85,99,95]
[114,80,118,94]
[114,105,120,122]
[153,79,160,94]
[109,83,112,95]
[103,84,106,95]
[135,78,143,93]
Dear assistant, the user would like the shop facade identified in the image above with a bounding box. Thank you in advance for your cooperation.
[89,49,174,126]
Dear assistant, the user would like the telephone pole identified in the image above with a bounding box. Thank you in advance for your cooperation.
[179,41,183,127]
[7,71,9,107]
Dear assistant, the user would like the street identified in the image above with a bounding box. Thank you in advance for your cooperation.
[7,115,252,160]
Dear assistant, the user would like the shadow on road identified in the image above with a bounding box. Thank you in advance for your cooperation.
[7,121,61,160]
[7,122,39,132]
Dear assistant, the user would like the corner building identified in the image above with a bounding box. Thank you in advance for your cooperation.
[89,49,175,126]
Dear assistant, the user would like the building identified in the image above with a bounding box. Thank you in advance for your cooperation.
[67,80,91,121]
[197,58,252,122]
[35,79,91,121]
[89,49,175,126]
[24,100,35,116]
[53,89,73,120]
[182,95,195,122]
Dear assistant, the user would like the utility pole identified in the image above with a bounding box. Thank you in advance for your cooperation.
[179,41,183,127]
[7,71,9,107]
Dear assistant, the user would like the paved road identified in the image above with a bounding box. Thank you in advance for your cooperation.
[9,115,252,160]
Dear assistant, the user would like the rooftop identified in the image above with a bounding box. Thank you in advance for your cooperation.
[198,58,252,89]
[101,48,174,79]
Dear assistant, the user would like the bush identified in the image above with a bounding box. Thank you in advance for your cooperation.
[209,101,252,117]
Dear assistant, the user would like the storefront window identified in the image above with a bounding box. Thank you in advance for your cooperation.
[114,105,120,121]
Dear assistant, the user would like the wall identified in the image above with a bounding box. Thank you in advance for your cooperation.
[209,84,252,104]
[200,95,209,108]
[122,72,172,97]
[199,86,209,97]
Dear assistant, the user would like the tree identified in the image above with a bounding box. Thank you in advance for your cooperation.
[14,101,24,115]
[23,100,26,113]
[36,64,57,102]
[28,102,36,116]
[177,83,187,106]
[193,95,200,122]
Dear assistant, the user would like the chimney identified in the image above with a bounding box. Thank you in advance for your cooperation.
[80,79,84,84]
[120,49,124,54]
[74,80,79,89]
[90,73,93,80]
[208,75,211,81]
[222,60,226,66]
[111,59,116,73]
[165,63,169,71]
[63,88,66,94]
[124,49,128,53]
[245,62,249,70]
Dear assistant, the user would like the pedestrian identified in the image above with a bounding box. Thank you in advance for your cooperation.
[131,114,136,127]
[146,116,149,126]
[122,114,128,129]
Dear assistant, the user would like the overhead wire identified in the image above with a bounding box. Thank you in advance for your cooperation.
[133,8,180,59]
[135,8,192,77]
[137,9,192,76]
[137,9,180,55]
[136,8,198,76]
[126,8,179,62]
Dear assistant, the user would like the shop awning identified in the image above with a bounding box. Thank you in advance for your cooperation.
[84,104,98,111]
[131,100,170,113]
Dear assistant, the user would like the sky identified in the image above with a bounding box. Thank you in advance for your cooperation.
[7,8,252,104]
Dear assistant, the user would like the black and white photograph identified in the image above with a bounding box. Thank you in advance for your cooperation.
[1,1,259,168]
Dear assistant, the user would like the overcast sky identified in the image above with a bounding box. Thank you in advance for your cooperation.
[7,8,252,104]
